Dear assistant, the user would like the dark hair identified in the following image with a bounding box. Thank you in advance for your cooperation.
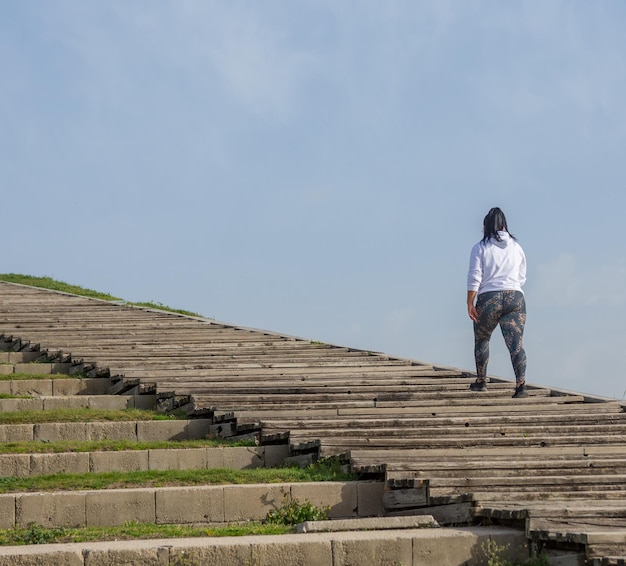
[482,207,516,244]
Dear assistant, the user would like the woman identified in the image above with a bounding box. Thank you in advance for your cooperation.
[467,207,528,398]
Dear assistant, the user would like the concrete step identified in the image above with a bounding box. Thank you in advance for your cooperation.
[0,481,384,529]
[228,402,623,424]
[0,395,156,412]
[429,473,626,491]
[387,458,626,479]
[0,418,213,443]
[0,377,113,396]
[351,445,626,473]
[0,525,529,566]
[0,352,43,364]
[0,444,290,477]
[476,499,626,521]
[432,488,626,503]
[0,362,72,375]
[180,387,556,401]
[300,431,626,448]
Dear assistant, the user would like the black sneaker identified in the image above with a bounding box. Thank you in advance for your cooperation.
[512,383,529,398]
[469,380,487,392]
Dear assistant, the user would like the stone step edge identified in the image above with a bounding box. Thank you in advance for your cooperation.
[0,395,156,412]
[0,445,291,478]
[0,526,531,566]
[0,481,385,530]
[0,377,113,396]
[0,339,111,378]
[296,514,439,533]
[0,362,73,376]
[0,418,215,443]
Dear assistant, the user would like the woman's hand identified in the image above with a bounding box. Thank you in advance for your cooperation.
[467,291,478,322]
[468,303,478,322]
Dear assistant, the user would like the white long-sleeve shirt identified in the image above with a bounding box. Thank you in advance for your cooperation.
[467,231,526,294]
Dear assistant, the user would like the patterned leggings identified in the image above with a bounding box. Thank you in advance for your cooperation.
[474,290,527,383]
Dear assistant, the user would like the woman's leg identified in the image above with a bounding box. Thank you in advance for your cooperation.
[499,291,527,384]
[473,292,503,380]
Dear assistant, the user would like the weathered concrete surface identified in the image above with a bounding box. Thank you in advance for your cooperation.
[2,482,384,529]
[29,452,90,476]
[148,448,207,471]
[17,492,86,528]
[155,486,224,524]
[223,484,289,522]
[223,446,264,469]
[10,379,53,397]
[356,481,386,517]
[85,488,156,527]
[0,454,30,478]
[14,362,72,375]
[0,419,213,443]
[0,352,41,363]
[291,482,358,519]
[85,422,136,441]
[0,547,83,566]
[0,399,42,412]
[34,423,88,442]
[89,450,150,473]
[52,378,113,396]
[0,526,528,566]
[0,424,32,442]
[297,515,439,533]
[0,446,289,478]
[0,495,16,530]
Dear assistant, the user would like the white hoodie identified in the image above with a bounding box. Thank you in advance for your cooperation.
[467,231,526,294]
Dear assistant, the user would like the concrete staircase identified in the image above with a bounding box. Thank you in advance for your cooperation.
[1,280,624,564]
[0,346,397,564]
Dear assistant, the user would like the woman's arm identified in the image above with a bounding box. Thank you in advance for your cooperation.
[467,290,478,322]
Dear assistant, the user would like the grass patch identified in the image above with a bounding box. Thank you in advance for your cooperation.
[0,462,356,493]
[0,373,84,381]
[265,495,329,525]
[0,521,292,546]
[0,408,176,425]
[130,301,202,318]
[0,438,255,454]
[0,274,121,301]
[0,273,205,318]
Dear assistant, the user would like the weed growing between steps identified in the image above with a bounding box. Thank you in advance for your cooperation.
[0,460,356,493]
[264,495,329,525]
[481,539,550,566]
[0,521,292,546]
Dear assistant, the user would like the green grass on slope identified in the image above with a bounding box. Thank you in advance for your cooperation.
[0,408,176,425]
[0,274,121,301]
[0,438,254,454]
[0,521,292,546]
[0,273,204,318]
[0,461,356,493]
[0,372,91,380]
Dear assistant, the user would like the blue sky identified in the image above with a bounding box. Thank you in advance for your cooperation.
[2,1,626,398]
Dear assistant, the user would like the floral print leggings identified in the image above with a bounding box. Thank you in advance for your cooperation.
[474,290,527,383]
